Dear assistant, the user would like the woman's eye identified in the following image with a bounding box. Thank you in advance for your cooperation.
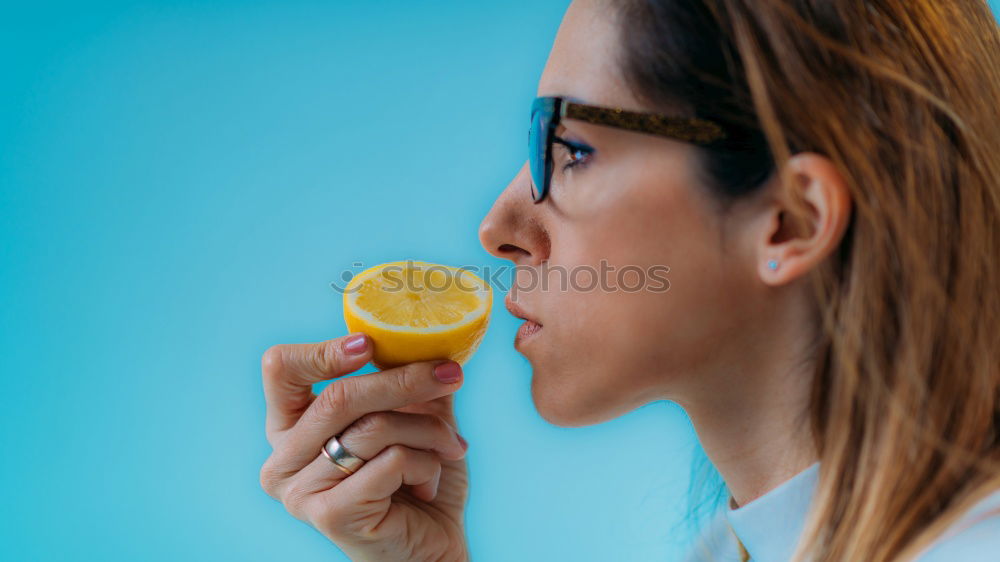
[565,147,591,170]
[554,138,594,172]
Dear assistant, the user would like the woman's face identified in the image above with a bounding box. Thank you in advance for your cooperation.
[479,0,768,427]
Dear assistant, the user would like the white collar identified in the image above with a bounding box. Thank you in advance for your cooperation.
[725,461,820,562]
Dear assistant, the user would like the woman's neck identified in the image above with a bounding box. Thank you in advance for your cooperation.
[675,296,821,507]
[688,379,818,508]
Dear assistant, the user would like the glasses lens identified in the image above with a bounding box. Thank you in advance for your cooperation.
[528,104,551,201]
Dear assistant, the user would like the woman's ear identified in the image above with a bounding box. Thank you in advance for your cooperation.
[756,152,853,285]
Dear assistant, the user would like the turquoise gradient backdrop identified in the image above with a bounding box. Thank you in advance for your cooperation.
[2,1,997,561]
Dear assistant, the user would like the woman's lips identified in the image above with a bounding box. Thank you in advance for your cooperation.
[505,293,543,347]
[515,319,543,345]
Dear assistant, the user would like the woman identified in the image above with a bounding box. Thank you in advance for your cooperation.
[258,0,1000,560]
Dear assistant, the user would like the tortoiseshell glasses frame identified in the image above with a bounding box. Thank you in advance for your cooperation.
[528,96,728,203]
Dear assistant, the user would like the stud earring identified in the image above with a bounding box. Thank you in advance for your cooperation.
[767,259,779,271]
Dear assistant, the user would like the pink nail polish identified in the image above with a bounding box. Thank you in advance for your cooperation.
[434,361,462,383]
[343,334,368,355]
[457,434,468,450]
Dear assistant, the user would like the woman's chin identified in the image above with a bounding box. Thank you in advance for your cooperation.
[530,374,610,428]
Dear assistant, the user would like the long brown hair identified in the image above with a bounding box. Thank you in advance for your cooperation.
[614,1,1000,560]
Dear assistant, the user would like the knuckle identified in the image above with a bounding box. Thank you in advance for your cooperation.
[394,363,427,397]
[382,444,410,467]
[349,411,387,438]
[311,502,352,536]
[259,458,285,498]
[261,345,285,379]
[282,483,312,520]
[264,427,280,449]
[314,339,343,376]
[315,380,350,418]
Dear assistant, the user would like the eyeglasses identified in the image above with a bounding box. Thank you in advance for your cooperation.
[527,96,728,203]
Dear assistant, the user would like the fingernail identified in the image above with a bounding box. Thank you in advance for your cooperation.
[434,361,462,383]
[343,334,368,355]
[457,434,468,450]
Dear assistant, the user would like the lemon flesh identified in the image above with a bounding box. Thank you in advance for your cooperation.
[343,260,492,368]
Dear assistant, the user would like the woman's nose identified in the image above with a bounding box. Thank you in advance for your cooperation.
[478,162,550,266]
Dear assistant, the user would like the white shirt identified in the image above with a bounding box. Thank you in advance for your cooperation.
[683,461,1000,561]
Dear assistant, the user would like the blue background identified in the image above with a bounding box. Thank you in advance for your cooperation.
[2,1,996,560]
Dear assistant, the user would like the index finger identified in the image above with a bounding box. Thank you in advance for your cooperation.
[297,359,464,434]
[269,360,463,471]
[262,333,373,440]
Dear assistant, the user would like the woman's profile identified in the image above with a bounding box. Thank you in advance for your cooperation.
[259,1,1000,560]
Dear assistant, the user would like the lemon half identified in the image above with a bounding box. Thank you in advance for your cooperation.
[343,260,492,369]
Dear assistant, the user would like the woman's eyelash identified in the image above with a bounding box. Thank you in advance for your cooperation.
[553,137,594,171]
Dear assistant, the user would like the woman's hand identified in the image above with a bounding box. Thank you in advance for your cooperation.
[259,334,470,562]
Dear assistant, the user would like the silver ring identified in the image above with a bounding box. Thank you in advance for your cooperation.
[321,435,365,476]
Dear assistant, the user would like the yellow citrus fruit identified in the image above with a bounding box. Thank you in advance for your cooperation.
[343,260,492,369]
